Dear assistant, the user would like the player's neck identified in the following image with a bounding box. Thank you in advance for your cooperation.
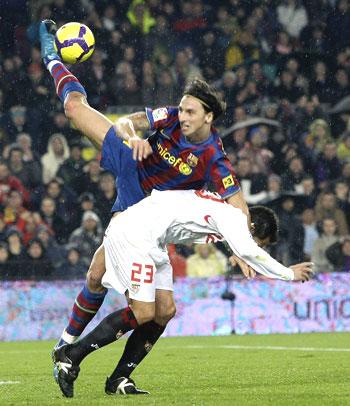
[185,127,211,144]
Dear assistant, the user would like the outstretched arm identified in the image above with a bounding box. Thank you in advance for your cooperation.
[215,208,313,282]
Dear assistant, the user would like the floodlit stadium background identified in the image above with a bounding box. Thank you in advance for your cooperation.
[1,0,350,339]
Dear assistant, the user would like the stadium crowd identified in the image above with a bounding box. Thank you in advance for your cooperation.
[0,0,350,280]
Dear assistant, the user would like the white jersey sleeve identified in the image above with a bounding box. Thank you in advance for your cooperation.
[211,206,294,281]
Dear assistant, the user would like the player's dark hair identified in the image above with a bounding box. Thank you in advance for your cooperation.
[250,205,278,244]
[183,78,226,120]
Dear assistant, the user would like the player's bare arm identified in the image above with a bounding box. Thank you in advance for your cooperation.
[226,191,250,220]
[115,112,152,161]
[64,91,112,151]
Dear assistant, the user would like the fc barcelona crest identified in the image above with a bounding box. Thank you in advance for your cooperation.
[187,153,198,167]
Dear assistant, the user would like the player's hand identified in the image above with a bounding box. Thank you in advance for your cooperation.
[289,262,314,282]
[128,136,152,161]
[115,117,152,160]
[229,255,256,279]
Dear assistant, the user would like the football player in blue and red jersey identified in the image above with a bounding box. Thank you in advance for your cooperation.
[40,20,249,394]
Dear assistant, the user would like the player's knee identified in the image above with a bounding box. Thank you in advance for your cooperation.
[64,93,84,120]
[155,303,176,325]
[86,264,105,292]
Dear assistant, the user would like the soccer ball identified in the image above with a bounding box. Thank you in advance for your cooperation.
[54,22,95,64]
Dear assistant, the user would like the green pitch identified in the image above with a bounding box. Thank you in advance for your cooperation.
[1,333,350,405]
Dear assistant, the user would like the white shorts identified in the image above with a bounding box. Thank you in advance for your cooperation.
[102,234,173,303]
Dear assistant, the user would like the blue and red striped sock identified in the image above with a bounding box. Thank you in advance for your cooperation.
[47,60,86,102]
[65,285,107,337]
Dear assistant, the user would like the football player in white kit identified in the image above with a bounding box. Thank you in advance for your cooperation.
[53,189,313,397]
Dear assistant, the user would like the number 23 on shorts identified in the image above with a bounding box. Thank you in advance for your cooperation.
[131,262,154,284]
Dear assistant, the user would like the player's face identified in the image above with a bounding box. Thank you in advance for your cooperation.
[178,96,212,139]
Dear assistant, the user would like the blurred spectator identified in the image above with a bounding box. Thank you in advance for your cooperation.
[326,0,350,53]
[16,132,42,169]
[41,133,70,184]
[81,159,101,197]
[170,49,202,96]
[6,145,42,191]
[273,31,293,71]
[341,162,350,188]
[236,157,267,204]
[49,111,79,146]
[198,30,225,81]
[6,228,25,263]
[238,126,274,174]
[127,0,156,34]
[57,244,86,279]
[326,236,350,272]
[81,49,110,110]
[44,178,76,227]
[186,244,227,278]
[17,211,43,246]
[276,0,308,39]
[39,196,67,244]
[22,238,52,280]
[3,189,29,228]
[223,126,248,154]
[293,96,327,136]
[0,242,9,266]
[301,208,319,261]
[314,191,349,236]
[56,140,85,194]
[94,172,116,228]
[273,194,304,265]
[0,160,30,207]
[141,60,156,106]
[281,156,305,193]
[27,60,51,112]
[311,217,339,273]
[300,176,318,208]
[303,119,332,156]
[70,191,97,231]
[337,131,350,161]
[264,174,282,203]
[273,69,303,103]
[330,69,350,104]
[315,142,343,188]
[309,61,333,104]
[173,0,207,47]
[334,180,350,228]
[225,30,260,70]
[36,225,65,270]
[68,210,103,267]
[154,69,177,106]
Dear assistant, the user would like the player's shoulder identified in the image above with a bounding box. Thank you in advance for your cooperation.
[208,127,228,155]
[150,106,178,121]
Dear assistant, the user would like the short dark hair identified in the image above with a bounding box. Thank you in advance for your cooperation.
[183,78,226,120]
[250,205,278,244]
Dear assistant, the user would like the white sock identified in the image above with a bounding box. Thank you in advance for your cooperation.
[61,330,79,344]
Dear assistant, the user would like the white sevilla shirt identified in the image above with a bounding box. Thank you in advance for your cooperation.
[106,189,294,281]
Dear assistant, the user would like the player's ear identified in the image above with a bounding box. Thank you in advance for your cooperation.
[205,111,214,124]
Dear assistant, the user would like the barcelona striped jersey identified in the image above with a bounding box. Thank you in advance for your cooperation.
[138,106,240,198]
